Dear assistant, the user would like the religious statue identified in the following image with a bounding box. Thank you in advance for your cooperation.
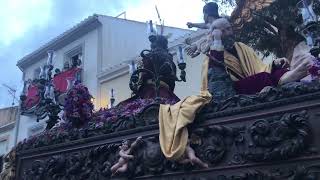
[186,2,236,102]
[158,0,313,165]
[128,34,179,102]
[185,2,221,58]
[204,18,314,95]
[110,136,143,176]
[178,141,208,168]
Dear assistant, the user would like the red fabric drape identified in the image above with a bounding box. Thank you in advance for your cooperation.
[24,84,40,109]
[53,68,81,93]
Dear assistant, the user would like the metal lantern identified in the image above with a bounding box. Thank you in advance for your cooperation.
[296,0,320,57]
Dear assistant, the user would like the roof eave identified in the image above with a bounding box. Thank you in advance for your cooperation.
[17,14,102,71]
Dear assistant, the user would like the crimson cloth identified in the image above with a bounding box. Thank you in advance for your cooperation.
[24,84,40,109]
[234,69,288,94]
[53,68,81,93]
[209,50,289,95]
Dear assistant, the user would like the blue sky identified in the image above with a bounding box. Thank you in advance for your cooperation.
[0,0,229,108]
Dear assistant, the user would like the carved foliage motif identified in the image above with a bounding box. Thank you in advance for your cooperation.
[202,82,320,114]
[16,82,320,152]
[191,125,245,165]
[243,110,312,162]
[20,111,314,179]
[177,165,320,180]
[22,144,119,180]
[16,104,159,152]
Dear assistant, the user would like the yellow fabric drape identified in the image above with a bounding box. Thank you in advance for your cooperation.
[224,42,273,81]
[159,56,212,160]
[158,42,273,160]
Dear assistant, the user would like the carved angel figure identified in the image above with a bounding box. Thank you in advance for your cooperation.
[178,141,209,168]
[110,136,142,176]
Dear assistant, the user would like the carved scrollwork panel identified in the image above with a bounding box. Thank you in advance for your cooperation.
[243,110,313,162]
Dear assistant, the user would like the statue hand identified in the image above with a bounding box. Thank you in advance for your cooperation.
[186,22,194,28]
[186,44,197,57]
[273,57,289,68]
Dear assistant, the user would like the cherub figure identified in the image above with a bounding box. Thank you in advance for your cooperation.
[185,2,220,58]
[110,136,142,176]
[178,141,208,168]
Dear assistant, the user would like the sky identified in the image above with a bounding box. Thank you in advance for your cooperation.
[0,0,230,108]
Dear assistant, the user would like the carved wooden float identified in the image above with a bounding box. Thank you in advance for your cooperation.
[16,82,320,179]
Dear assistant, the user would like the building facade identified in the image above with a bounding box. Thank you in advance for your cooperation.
[0,106,19,171]
[16,14,191,142]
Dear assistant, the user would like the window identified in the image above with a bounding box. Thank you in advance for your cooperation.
[33,67,41,79]
[64,45,83,70]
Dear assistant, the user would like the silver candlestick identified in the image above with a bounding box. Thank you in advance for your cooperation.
[296,0,320,57]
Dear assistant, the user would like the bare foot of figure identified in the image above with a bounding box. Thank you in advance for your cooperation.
[179,144,209,169]
[189,156,209,168]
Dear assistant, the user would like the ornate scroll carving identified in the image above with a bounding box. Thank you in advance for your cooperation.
[202,82,320,115]
[191,125,245,165]
[18,109,316,179]
[243,110,312,162]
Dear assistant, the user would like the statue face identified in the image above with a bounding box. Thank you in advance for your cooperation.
[121,141,129,150]
[219,20,235,49]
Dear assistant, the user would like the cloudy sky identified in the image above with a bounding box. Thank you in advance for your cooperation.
[0,0,232,108]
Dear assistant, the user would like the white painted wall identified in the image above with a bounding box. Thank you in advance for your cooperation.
[0,128,16,156]
[98,16,191,71]
[16,115,46,143]
[17,16,191,144]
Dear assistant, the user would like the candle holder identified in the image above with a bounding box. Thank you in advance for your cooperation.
[20,50,61,129]
[147,20,157,38]
[129,35,186,102]
[296,0,320,80]
[109,88,115,108]
[177,62,186,82]
[176,46,187,82]
[110,97,115,108]
[47,50,54,66]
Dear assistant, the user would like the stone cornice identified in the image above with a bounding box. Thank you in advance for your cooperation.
[97,63,129,84]
[0,122,15,134]
[16,14,102,70]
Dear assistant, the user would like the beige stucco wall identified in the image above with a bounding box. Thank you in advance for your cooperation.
[99,73,131,108]
[98,52,205,108]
